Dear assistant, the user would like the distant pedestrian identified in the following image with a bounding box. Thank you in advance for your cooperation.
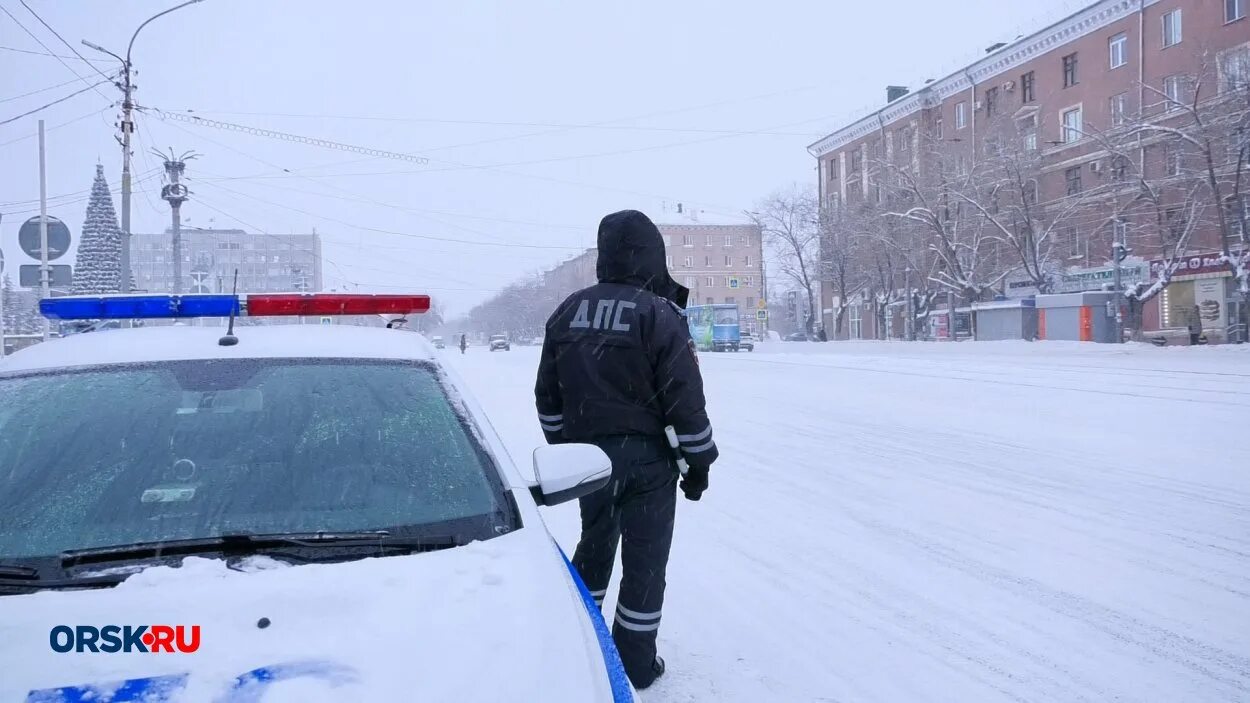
[818,327,828,342]
[459,334,467,354]
[1188,305,1202,345]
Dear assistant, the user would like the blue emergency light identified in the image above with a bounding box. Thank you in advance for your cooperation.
[39,293,430,321]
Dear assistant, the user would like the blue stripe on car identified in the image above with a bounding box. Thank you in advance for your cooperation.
[557,543,634,702]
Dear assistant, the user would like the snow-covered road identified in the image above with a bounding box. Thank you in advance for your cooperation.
[448,341,1250,703]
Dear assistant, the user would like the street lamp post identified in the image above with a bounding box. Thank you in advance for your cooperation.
[904,266,913,341]
[83,0,206,294]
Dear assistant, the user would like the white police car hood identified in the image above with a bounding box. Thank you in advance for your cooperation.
[0,530,620,702]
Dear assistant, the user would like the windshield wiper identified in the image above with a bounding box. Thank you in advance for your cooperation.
[0,563,129,593]
[61,531,465,567]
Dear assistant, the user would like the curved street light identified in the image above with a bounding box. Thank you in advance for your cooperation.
[81,0,207,294]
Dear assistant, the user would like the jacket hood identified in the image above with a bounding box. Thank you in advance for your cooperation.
[596,210,689,309]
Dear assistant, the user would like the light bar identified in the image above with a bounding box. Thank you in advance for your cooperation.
[41,295,240,320]
[246,294,430,317]
[39,293,430,321]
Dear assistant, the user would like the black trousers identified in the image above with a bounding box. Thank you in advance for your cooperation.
[571,434,678,688]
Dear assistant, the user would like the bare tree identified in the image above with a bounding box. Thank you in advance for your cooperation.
[881,137,1013,303]
[752,187,821,335]
[817,205,868,337]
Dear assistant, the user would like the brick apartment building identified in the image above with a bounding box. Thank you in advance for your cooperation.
[809,0,1249,341]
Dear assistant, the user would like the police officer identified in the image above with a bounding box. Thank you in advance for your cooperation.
[535,209,717,690]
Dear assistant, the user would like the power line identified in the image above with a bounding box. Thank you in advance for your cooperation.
[0,79,111,125]
[181,110,827,138]
[0,6,113,102]
[141,108,431,166]
[18,0,117,84]
[0,104,114,148]
[189,177,585,251]
[0,75,83,104]
[0,43,111,62]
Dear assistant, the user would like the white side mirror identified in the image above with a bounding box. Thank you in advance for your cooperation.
[531,444,612,506]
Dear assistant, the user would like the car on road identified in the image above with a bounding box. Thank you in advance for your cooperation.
[0,293,635,703]
[432,335,446,349]
[784,332,811,342]
[489,334,511,352]
[738,333,756,352]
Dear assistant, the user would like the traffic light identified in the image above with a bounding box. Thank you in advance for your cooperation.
[1113,243,1132,263]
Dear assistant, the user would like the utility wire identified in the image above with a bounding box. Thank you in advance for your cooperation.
[0,75,83,104]
[0,105,114,147]
[0,44,111,62]
[0,6,113,102]
[0,79,111,125]
[18,0,117,84]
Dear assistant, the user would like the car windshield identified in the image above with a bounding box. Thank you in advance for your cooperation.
[0,359,514,560]
[491,336,506,341]
[714,308,739,325]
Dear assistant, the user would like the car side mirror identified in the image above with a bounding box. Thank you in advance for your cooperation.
[531,444,612,506]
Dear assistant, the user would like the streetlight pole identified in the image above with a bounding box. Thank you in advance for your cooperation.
[82,0,205,294]
[905,266,913,341]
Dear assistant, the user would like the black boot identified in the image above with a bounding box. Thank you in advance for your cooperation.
[632,656,666,690]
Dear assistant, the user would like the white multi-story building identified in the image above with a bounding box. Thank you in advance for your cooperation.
[130,228,322,295]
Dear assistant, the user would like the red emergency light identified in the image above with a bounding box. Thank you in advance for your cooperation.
[245,293,431,317]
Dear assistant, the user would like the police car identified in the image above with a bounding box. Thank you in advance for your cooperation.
[0,293,634,702]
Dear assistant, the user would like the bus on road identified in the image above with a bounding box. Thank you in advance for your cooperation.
[685,304,742,352]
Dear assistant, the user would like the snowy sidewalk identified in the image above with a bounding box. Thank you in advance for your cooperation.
[450,342,1250,702]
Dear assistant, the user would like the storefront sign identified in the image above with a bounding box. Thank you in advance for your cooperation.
[1194,278,1226,330]
[1054,264,1145,293]
[1150,252,1234,279]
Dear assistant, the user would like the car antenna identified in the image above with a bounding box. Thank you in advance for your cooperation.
[218,269,241,347]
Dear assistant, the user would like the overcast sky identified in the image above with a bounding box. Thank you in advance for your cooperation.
[2,0,1081,314]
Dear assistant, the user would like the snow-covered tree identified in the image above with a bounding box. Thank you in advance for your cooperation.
[2,275,42,335]
[71,164,123,295]
[751,187,821,336]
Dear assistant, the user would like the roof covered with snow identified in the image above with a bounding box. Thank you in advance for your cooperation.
[0,324,437,374]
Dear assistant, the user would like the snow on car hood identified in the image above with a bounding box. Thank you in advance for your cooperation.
[0,531,612,702]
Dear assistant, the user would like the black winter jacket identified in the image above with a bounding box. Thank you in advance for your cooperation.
[534,210,718,470]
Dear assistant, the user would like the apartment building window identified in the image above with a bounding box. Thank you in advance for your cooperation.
[684,276,696,287]
[984,87,998,116]
[744,276,754,287]
[740,236,749,246]
[705,235,714,247]
[725,255,732,267]
[851,150,863,173]
[1024,131,1038,151]
[745,297,755,309]
[1162,9,1182,47]
[683,235,694,246]
[1024,180,1038,206]
[724,277,734,288]
[826,159,838,181]
[1066,227,1081,257]
[935,117,944,140]
[683,256,692,267]
[706,276,715,287]
[724,234,733,246]
[1110,92,1128,127]
[1219,47,1250,92]
[1062,106,1083,143]
[1063,53,1079,88]
[1109,33,1128,69]
[666,255,673,268]
[704,255,711,267]
[1165,143,1183,176]
[1065,166,1083,195]
[1164,75,1185,111]
[1166,207,1187,241]
[724,297,736,305]
[744,254,752,267]
[955,102,967,130]
[899,127,913,157]
[1229,0,1246,22]
[1112,155,1130,181]
[1021,71,1035,103]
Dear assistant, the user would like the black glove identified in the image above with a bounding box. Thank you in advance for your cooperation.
[680,465,709,501]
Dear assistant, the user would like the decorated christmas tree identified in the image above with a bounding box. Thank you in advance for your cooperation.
[71,164,123,295]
